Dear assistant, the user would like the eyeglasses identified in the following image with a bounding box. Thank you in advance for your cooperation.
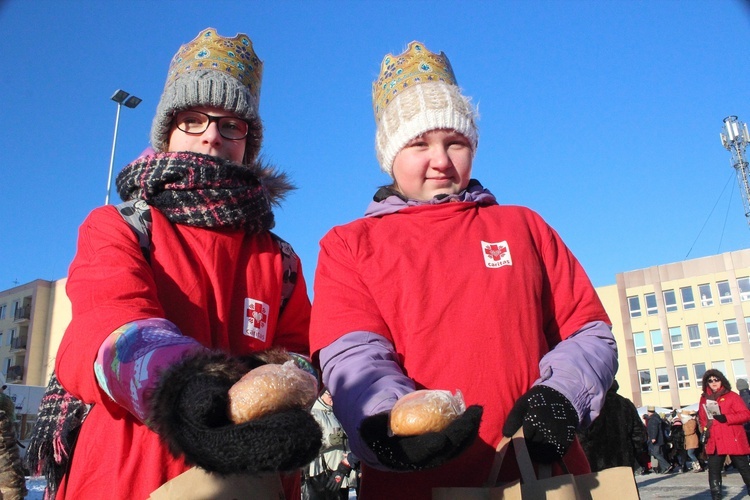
[173,111,249,140]
[707,378,721,383]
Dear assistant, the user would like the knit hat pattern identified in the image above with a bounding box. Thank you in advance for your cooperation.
[150,28,264,163]
[372,41,478,176]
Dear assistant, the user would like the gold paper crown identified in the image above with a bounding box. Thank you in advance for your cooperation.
[372,41,457,121]
[165,28,263,103]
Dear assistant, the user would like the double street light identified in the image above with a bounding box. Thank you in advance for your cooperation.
[105,89,142,205]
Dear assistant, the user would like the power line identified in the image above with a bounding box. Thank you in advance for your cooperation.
[685,171,733,260]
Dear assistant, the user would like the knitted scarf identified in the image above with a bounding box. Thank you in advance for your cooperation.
[704,386,729,401]
[116,151,294,233]
[25,373,89,499]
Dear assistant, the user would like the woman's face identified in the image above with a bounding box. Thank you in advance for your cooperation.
[391,129,473,201]
[167,106,247,163]
[707,375,723,391]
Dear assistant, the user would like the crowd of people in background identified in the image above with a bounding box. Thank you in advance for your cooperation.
[576,370,750,500]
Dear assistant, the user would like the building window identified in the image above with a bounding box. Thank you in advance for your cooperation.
[675,365,691,389]
[633,332,647,355]
[650,329,664,352]
[738,277,750,301]
[705,321,721,345]
[732,359,748,383]
[639,369,652,392]
[699,284,714,307]
[10,302,18,318]
[0,305,5,320]
[644,293,658,315]
[628,296,642,318]
[687,324,702,348]
[693,363,707,387]
[656,367,670,391]
[669,326,683,350]
[712,360,727,375]
[681,286,695,310]
[717,280,733,304]
[663,290,678,312]
[725,319,740,343]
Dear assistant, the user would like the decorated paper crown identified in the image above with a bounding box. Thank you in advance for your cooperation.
[165,28,263,106]
[150,28,265,163]
[371,41,477,176]
[372,41,457,122]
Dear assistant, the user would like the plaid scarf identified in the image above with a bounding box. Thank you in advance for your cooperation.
[25,373,89,499]
[116,151,275,233]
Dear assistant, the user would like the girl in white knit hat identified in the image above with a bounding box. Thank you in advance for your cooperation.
[309,41,618,499]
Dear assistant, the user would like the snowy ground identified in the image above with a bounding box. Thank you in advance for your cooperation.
[25,476,45,500]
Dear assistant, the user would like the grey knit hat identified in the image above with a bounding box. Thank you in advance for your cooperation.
[372,41,478,176]
[150,28,264,164]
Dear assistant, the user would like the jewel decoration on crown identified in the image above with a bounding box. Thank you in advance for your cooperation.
[165,28,263,103]
[372,41,458,121]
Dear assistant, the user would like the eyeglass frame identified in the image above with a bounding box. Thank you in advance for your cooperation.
[172,110,250,140]
[707,377,721,383]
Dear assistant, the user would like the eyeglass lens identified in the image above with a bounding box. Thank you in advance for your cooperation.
[174,111,249,140]
[707,378,720,382]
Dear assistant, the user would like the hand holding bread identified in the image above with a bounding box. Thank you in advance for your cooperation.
[228,361,318,424]
[390,389,466,436]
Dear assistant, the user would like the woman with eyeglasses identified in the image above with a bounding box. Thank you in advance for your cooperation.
[45,28,321,500]
[698,369,750,499]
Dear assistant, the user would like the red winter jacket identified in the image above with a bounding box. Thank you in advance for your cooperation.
[698,389,750,455]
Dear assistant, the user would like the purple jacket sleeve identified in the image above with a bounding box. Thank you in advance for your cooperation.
[536,320,617,427]
[319,331,415,467]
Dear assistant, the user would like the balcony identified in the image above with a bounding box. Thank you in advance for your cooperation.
[10,337,26,351]
[13,305,30,323]
[6,365,22,383]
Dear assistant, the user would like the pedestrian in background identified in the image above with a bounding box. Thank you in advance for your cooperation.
[668,416,688,472]
[683,410,703,472]
[736,378,750,444]
[577,380,646,473]
[646,406,672,474]
[0,385,26,500]
[698,369,750,499]
[303,389,359,500]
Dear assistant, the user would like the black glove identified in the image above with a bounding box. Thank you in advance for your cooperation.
[502,385,578,463]
[359,405,483,471]
[713,414,727,423]
[149,350,322,475]
[325,462,352,492]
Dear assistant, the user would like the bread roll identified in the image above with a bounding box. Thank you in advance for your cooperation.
[228,361,318,424]
[390,389,466,436]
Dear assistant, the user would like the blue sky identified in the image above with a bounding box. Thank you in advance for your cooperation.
[2,0,750,293]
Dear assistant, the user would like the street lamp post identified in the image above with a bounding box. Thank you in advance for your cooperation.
[105,89,142,205]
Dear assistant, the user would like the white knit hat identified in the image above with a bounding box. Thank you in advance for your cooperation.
[372,41,478,176]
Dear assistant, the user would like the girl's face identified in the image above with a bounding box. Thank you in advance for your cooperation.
[167,106,247,163]
[391,129,473,201]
